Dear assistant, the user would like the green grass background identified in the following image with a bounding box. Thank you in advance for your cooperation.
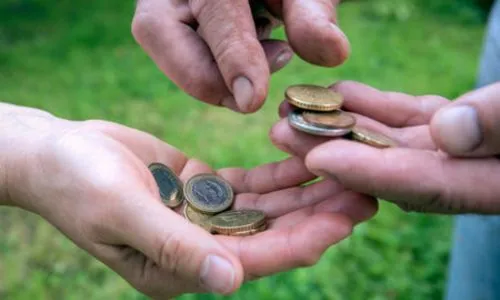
[0,0,490,299]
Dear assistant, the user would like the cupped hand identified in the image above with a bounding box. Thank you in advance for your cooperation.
[270,81,500,214]
[132,0,350,113]
[3,104,376,299]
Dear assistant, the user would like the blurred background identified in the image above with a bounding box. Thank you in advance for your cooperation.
[0,0,494,299]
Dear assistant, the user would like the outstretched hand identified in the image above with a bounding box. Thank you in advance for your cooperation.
[2,105,376,299]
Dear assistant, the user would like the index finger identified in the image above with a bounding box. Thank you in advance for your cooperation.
[282,0,350,66]
[192,0,270,113]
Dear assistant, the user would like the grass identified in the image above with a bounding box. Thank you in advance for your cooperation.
[0,0,487,299]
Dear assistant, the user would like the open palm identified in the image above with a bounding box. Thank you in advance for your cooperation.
[8,111,376,299]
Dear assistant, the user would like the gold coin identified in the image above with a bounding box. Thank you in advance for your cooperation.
[183,204,212,231]
[209,210,266,235]
[351,127,398,148]
[285,84,343,111]
[226,223,268,237]
[148,163,184,208]
[302,110,356,129]
[184,174,234,214]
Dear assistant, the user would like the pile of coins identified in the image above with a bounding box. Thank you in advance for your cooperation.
[148,163,267,236]
[285,84,398,148]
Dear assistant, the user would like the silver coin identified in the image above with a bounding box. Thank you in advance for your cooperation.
[287,110,352,137]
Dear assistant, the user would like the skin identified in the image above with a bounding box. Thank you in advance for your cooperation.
[0,102,377,299]
[132,0,350,113]
[270,81,500,214]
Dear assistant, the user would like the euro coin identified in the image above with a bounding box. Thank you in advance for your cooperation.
[288,110,352,137]
[148,163,184,208]
[302,110,356,129]
[285,84,343,111]
[351,127,398,148]
[209,209,266,235]
[183,204,212,231]
[226,223,268,237]
[184,174,234,214]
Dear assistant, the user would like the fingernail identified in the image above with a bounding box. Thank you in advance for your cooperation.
[271,50,293,73]
[200,255,235,294]
[232,76,254,112]
[330,23,347,40]
[434,105,482,154]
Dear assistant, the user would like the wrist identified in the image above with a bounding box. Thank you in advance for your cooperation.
[0,103,57,208]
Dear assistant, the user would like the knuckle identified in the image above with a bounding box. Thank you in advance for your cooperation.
[189,0,213,20]
[158,231,185,277]
[296,251,321,268]
[131,12,160,45]
[212,35,259,66]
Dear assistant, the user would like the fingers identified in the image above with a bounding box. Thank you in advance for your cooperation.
[281,0,350,66]
[304,139,500,214]
[192,0,270,113]
[217,212,353,280]
[330,81,450,127]
[217,156,315,194]
[132,0,233,108]
[270,116,436,160]
[430,82,500,157]
[233,179,343,218]
[108,193,244,295]
[133,1,293,113]
[268,190,377,227]
[261,39,294,73]
[270,119,331,157]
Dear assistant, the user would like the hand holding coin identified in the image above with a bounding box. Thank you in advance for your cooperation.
[1,104,377,299]
[272,80,500,214]
[132,0,350,113]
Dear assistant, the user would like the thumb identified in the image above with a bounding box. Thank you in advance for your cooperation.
[116,196,243,295]
[430,82,500,157]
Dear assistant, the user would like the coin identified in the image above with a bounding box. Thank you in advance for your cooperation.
[148,163,184,208]
[209,209,266,235]
[285,84,343,111]
[184,174,234,214]
[351,127,398,148]
[288,110,352,137]
[226,223,268,237]
[183,204,212,231]
[302,110,356,129]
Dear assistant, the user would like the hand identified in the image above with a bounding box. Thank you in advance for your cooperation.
[132,0,350,113]
[270,81,500,214]
[1,103,376,299]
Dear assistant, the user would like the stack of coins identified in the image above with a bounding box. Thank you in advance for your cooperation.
[148,163,267,236]
[285,84,398,148]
